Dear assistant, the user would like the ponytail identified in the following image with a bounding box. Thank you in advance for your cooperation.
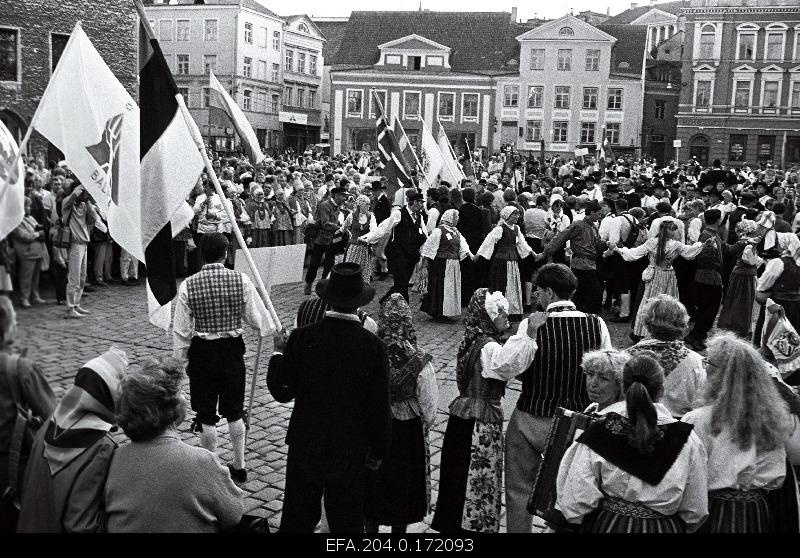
[622,353,665,455]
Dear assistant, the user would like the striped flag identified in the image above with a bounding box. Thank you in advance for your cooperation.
[136,2,204,328]
[419,119,445,187]
[372,90,413,202]
[0,120,24,239]
[208,69,264,166]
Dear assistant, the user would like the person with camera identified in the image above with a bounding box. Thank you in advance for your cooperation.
[60,181,102,319]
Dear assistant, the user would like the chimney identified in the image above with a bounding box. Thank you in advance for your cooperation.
[510,6,518,23]
[630,2,638,7]
[607,7,610,15]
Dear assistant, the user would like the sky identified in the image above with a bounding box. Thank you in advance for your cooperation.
[261,0,644,20]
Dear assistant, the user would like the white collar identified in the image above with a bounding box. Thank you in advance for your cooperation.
[546,300,576,312]
[325,310,361,322]
[602,401,675,424]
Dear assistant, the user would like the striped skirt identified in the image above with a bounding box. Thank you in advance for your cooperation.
[580,497,685,533]
[699,489,771,533]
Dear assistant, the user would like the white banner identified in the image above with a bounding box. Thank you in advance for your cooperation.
[235,244,306,288]
[0,120,25,240]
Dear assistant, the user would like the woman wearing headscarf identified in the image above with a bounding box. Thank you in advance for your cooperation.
[17,347,128,532]
[343,194,377,285]
[244,186,272,248]
[475,206,533,321]
[683,334,800,532]
[365,294,438,533]
[754,231,800,348]
[419,209,476,321]
[556,354,709,532]
[717,219,762,338]
[431,289,539,533]
[609,217,709,339]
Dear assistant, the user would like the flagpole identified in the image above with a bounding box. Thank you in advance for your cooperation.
[394,115,429,191]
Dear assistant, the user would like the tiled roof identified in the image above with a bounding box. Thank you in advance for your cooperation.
[598,24,649,77]
[330,11,522,74]
[603,1,686,25]
[313,19,349,61]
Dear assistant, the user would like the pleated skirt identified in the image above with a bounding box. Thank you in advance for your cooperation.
[421,258,462,318]
[580,497,685,533]
[699,489,771,533]
[344,243,372,285]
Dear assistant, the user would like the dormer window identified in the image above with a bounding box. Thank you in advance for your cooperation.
[559,27,574,37]
[298,23,309,33]
[385,54,402,65]
[408,56,422,70]
[376,34,452,70]
[426,55,444,67]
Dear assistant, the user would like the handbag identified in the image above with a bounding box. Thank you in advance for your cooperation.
[50,212,73,249]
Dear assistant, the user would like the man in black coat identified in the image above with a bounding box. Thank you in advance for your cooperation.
[370,181,391,280]
[267,262,391,532]
[457,187,485,306]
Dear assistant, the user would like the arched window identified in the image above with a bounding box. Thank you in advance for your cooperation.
[559,27,574,37]
[699,24,716,59]
[298,23,309,33]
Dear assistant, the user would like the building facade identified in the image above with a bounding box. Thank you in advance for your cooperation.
[676,0,800,167]
[144,0,285,154]
[279,15,325,153]
[642,35,683,162]
[312,16,349,148]
[512,15,646,159]
[0,0,137,161]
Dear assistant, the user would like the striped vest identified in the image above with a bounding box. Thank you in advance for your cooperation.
[516,314,603,417]
[185,264,245,334]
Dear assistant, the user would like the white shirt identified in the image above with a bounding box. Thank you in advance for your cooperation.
[686,217,703,243]
[476,223,533,261]
[598,214,615,242]
[648,216,685,240]
[584,185,603,202]
[425,207,441,233]
[419,227,472,261]
[359,206,427,244]
[172,268,272,360]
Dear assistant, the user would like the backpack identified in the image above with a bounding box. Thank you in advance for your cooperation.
[621,214,648,248]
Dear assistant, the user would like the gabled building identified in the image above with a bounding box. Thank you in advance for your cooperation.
[604,1,687,54]
[311,17,349,145]
[329,10,520,157]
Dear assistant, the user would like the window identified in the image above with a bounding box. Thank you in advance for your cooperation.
[0,28,19,81]
[606,123,621,144]
[177,54,189,75]
[553,121,569,143]
[530,48,545,70]
[50,33,69,72]
[308,88,316,109]
[202,87,211,108]
[655,100,666,119]
[766,32,784,61]
[504,85,519,108]
[582,87,598,109]
[370,90,387,117]
[205,19,218,42]
[580,122,596,144]
[554,86,570,109]
[729,134,747,162]
[527,86,543,108]
[385,54,402,65]
[347,89,363,117]
[699,24,715,59]
[438,92,455,120]
[525,120,542,142]
[296,52,305,74]
[792,81,800,112]
[299,23,309,33]
[260,27,268,48]
[243,90,252,111]
[462,93,479,122]
[284,86,293,107]
[427,55,444,67]
[408,56,422,71]
[159,20,173,42]
[271,63,279,82]
[204,54,217,75]
[271,94,279,113]
[243,57,252,78]
[403,91,421,119]
[258,60,267,79]
[177,86,189,107]
[176,20,190,41]
[257,90,266,112]
[607,88,623,110]
[737,32,755,60]
[763,81,780,109]
[758,135,775,162]
[559,27,574,37]
[557,49,572,71]
[285,50,293,72]
[244,22,253,44]
[272,31,280,50]
[695,80,711,108]
[734,80,751,110]
[310,55,317,75]
[296,88,304,108]
[585,49,600,71]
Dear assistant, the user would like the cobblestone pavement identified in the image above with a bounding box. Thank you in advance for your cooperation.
[16,275,633,533]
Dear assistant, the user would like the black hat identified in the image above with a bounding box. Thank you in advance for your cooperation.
[339,178,351,188]
[371,180,386,190]
[585,200,602,213]
[315,262,376,308]
[406,190,424,202]
[330,186,347,196]
[604,183,619,194]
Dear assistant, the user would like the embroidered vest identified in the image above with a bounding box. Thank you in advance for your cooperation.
[449,336,506,424]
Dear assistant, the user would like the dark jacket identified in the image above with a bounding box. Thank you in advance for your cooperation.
[373,194,391,225]
[267,316,391,461]
[457,202,485,253]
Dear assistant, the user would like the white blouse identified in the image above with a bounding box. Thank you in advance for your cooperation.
[419,227,472,261]
[476,224,533,261]
[617,237,705,263]
[556,401,709,530]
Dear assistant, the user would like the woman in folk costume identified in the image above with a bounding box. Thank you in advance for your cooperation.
[753,232,800,348]
[556,354,709,532]
[343,195,377,285]
[718,219,762,338]
[475,206,533,321]
[683,334,800,532]
[364,294,438,533]
[610,217,709,339]
[292,183,313,245]
[419,209,476,321]
[271,187,296,246]
[17,347,128,532]
[432,289,538,533]
[244,186,272,248]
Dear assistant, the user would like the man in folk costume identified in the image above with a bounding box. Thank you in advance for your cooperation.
[360,190,428,302]
[173,233,272,484]
[496,264,612,533]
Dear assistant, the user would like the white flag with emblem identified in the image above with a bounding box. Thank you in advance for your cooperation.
[436,118,466,186]
[0,120,25,240]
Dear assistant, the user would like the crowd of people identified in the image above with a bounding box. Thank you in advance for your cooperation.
[2,146,800,533]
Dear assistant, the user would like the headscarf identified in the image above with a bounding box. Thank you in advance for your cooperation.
[440,209,458,229]
[736,218,758,239]
[758,211,777,251]
[43,347,128,475]
[378,293,418,371]
[776,231,800,266]
[499,205,519,227]
[456,288,505,383]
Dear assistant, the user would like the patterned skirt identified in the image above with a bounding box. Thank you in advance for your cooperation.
[344,243,372,285]
[250,228,271,248]
[580,497,685,533]
[273,229,293,246]
[698,489,771,533]
[431,415,504,533]
[633,267,679,337]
